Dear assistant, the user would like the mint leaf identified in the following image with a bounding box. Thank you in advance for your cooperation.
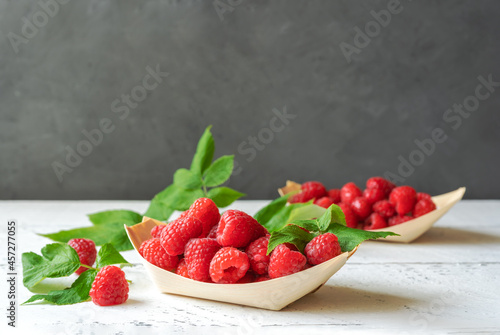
[207,187,245,207]
[96,243,131,268]
[261,202,310,233]
[155,184,205,211]
[203,155,234,187]
[317,204,346,231]
[267,225,315,255]
[254,194,290,226]
[144,195,174,221]
[22,243,81,290]
[41,222,133,251]
[289,219,319,232]
[190,126,215,175]
[23,269,97,305]
[88,210,142,226]
[174,168,203,189]
[325,223,399,252]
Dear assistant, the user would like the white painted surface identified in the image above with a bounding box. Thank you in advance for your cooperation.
[1,200,499,334]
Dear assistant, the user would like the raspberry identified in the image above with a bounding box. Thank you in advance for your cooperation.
[268,244,306,279]
[236,272,255,284]
[188,198,220,237]
[417,192,432,202]
[89,265,128,306]
[245,236,270,275]
[364,213,388,230]
[160,217,203,256]
[68,238,97,275]
[150,224,167,239]
[184,238,221,282]
[372,200,396,219]
[207,224,218,239]
[338,202,359,228]
[209,247,250,284]
[363,187,386,205]
[351,197,372,220]
[414,199,437,217]
[254,275,270,282]
[340,182,362,205]
[176,259,190,278]
[389,186,417,215]
[366,177,396,196]
[289,181,327,203]
[314,196,334,209]
[388,215,414,226]
[216,210,268,248]
[328,189,341,203]
[304,233,341,265]
[139,238,179,271]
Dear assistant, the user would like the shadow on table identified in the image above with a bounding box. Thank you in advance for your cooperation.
[413,227,500,245]
[286,285,419,313]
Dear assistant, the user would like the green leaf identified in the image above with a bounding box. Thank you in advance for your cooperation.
[190,125,215,175]
[253,194,290,226]
[317,204,346,231]
[325,223,399,252]
[267,225,316,255]
[287,203,326,223]
[96,243,131,268]
[144,195,174,221]
[289,219,319,232]
[207,187,245,207]
[174,168,203,189]
[88,210,142,226]
[203,155,234,187]
[23,269,97,305]
[22,243,81,290]
[41,222,133,251]
[155,184,205,211]
[261,202,311,233]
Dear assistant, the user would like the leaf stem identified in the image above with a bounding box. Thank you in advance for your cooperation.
[80,264,99,271]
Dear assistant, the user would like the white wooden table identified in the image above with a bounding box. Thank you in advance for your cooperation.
[1,200,499,334]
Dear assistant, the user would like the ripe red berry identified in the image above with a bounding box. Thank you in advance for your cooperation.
[216,210,268,248]
[150,224,167,239]
[68,238,97,275]
[209,247,250,284]
[207,224,218,239]
[304,233,342,265]
[160,217,203,256]
[388,215,414,226]
[351,197,372,220]
[268,244,306,279]
[328,189,341,204]
[338,202,359,228]
[366,177,396,196]
[363,187,386,205]
[255,275,270,282]
[340,182,362,205]
[188,198,220,237]
[413,199,437,217]
[139,238,179,271]
[417,192,432,202]
[314,196,334,209]
[236,272,255,284]
[245,236,270,275]
[289,181,327,203]
[176,259,190,278]
[89,265,129,306]
[389,186,417,215]
[184,238,221,282]
[372,200,396,219]
[364,213,388,230]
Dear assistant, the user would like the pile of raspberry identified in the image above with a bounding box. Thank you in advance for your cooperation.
[139,198,343,283]
[289,178,437,230]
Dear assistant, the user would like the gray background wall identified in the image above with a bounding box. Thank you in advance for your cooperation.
[1,0,499,200]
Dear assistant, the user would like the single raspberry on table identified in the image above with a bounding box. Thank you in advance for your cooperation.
[150,224,167,239]
[89,265,128,306]
[351,197,372,220]
[328,189,342,204]
[372,200,396,219]
[364,213,388,230]
[216,210,268,248]
[188,198,220,237]
[160,216,203,256]
[366,177,396,196]
[340,182,363,205]
[68,238,97,275]
[314,196,334,209]
[389,186,417,215]
[245,235,270,275]
[304,233,342,265]
[268,244,307,279]
[388,215,414,226]
[413,199,437,217]
[363,187,386,205]
[139,238,179,271]
[417,192,432,202]
[184,238,221,282]
[338,202,359,228]
[176,259,190,278]
[209,247,250,284]
[289,181,327,203]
